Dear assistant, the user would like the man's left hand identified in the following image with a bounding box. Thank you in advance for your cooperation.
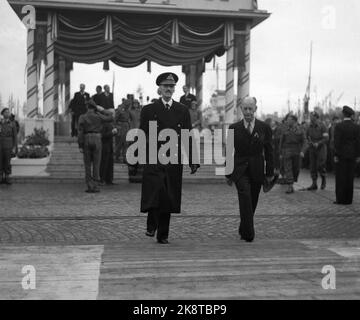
[190,164,200,174]
[356,157,360,164]
[266,176,274,184]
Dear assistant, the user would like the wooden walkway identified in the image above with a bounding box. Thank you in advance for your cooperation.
[0,239,359,300]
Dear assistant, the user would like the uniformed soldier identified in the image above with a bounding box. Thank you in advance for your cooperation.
[140,72,200,244]
[0,108,18,185]
[334,106,360,205]
[305,112,329,190]
[115,99,131,163]
[78,99,114,193]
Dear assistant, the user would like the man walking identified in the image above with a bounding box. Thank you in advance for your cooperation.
[78,99,113,193]
[226,97,274,242]
[305,112,329,190]
[0,108,18,185]
[140,72,200,244]
[279,115,306,194]
[69,84,90,137]
[334,106,360,205]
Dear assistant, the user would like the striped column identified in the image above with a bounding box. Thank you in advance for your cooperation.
[65,69,71,112]
[53,61,59,120]
[225,37,235,125]
[43,13,56,119]
[26,29,38,118]
[236,24,251,121]
[195,72,203,108]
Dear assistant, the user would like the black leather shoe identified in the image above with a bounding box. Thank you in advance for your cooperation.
[146,230,155,237]
[157,239,169,244]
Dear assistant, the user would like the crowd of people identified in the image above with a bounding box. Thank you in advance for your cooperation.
[68,83,203,193]
[264,108,360,196]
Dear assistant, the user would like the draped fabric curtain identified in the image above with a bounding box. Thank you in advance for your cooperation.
[53,11,229,68]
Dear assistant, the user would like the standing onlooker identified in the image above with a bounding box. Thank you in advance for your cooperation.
[305,112,329,190]
[129,100,142,129]
[115,99,131,163]
[92,85,103,106]
[279,115,306,194]
[100,121,117,185]
[78,99,113,193]
[0,108,18,185]
[69,84,90,137]
[189,100,202,130]
[334,106,360,205]
[100,85,114,110]
[180,85,197,109]
[328,115,341,172]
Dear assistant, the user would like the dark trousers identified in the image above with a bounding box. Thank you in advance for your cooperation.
[115,123,130,161]
[83,133,102,190]
[283,152,300,184]
[100,138,114,184]
[309,146,327,180]
[0,139,12,176]
[235,174,262,241]
[71,114,80,137]
[147,210,171,241]
[335,159,356,204]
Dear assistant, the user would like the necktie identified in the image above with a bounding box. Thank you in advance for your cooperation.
[165,103,170,110]
[246,121,252,134]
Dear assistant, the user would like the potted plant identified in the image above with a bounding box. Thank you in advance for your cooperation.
[11,128,51,177]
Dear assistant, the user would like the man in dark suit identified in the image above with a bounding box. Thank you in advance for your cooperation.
[140,72,200,244]
[226,97,274,242]
[334,106,360,205]
[69,84,90,137]
[99,85,115,110]
[180,85,197,109]
[92,85,103,106]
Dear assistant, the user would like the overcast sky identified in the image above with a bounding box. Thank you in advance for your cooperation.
[1,0,360,115]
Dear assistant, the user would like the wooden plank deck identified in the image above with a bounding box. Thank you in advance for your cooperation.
[0,239,359,300]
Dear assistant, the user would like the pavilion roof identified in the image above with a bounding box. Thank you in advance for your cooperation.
[8,0,270,28]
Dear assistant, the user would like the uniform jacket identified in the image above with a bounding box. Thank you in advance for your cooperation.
[306,121,328,149]
[0,119,17,149]
[78,110,113,148]
[334,120,360,161]
[139,99,192,213]
[226,119,274,184]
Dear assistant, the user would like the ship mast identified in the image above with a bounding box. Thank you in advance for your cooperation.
[303,41,313,118]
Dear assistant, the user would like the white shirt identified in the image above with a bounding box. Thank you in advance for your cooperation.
[161,98,173,109]
[243,118,256,134]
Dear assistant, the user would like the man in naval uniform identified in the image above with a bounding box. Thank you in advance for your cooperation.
[333,106,360,205]
[140,72,200,244]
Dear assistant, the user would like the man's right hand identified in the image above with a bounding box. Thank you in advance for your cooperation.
[334,156,339,163]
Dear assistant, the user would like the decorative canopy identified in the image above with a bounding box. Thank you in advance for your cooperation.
[52,11,234,68]
[8,0,270,68]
